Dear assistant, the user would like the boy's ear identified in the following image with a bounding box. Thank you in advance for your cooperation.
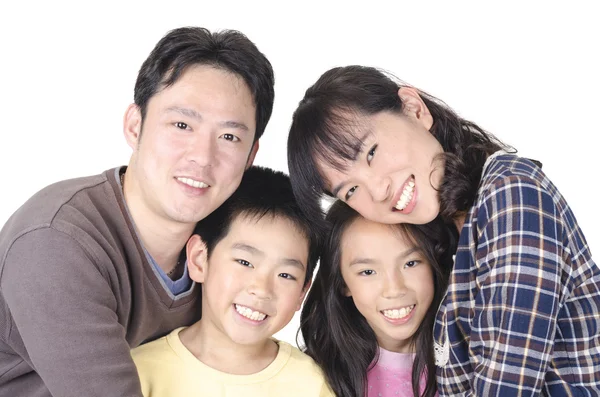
[186,235,208,283]
[295,278,312,311]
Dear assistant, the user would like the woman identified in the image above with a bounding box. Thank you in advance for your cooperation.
[288,65,599,396]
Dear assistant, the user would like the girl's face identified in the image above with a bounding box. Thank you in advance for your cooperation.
[340,216,434,352]
[319,88,444,225]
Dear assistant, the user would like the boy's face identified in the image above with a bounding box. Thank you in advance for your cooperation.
[187,214,310,348]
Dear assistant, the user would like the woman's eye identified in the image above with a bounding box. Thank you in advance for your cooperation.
[220,133,240,142]
[359,269,375,276]
[367,144,377,164]
[345,186,357,201]
[175,122,189,130]
[279,273,297,281]
[236,259,253,268]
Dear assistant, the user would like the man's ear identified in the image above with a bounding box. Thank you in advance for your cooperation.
[123,103,143,150]
[296,278,312,311]
[186,235,208,283]
[245,140,259,169]
[398,87,433,130]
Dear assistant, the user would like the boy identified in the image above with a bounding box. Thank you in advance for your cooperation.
[132,166,333,396]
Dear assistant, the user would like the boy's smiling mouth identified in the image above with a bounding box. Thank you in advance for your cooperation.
[234,304,268,322]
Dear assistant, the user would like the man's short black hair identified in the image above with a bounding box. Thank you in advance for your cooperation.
[193,166,321,286]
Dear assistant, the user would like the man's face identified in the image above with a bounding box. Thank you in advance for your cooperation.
[125,65,258,227]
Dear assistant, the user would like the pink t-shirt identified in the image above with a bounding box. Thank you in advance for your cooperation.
[366,347,434,397]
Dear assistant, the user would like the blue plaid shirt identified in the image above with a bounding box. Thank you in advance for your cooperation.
[434,152,600,396]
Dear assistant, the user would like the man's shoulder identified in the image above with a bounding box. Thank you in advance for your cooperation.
[1,168,122,251]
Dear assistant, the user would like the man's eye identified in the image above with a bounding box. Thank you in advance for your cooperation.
[175,122,189,130]
[221,133,240,142]
[236,259,253,268]
[345,186,357,201]
[367,144,377,164]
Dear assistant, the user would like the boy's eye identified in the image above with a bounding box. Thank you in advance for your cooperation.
[236,259,253,268]
[220,133,240,142]
[175,122,189,130]
[278,273,297,281]
[367,144,377,164]
[359,269,375,276]
[345,186,358,201]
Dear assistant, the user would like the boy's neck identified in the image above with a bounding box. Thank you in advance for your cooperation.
[179,319,279,375]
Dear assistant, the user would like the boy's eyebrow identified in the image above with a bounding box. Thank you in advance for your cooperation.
[165,106,249,132]
[231,242,263,257]
[231,242,306,270]
[281,258,306,271]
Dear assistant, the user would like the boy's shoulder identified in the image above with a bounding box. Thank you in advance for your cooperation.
[276,340,328,379]
[131,328,182,367]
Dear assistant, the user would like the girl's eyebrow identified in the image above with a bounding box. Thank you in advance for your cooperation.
[397,247,421,260]
[348,256,377,267]
[330,130,373,196]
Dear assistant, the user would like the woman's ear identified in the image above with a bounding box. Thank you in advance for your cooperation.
[186,235,208,283]
[398,87,434,130]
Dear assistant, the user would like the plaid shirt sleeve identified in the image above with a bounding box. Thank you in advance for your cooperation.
[469,174,566,395]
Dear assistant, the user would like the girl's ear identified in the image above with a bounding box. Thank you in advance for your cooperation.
[186,235,208,283]
[397,87,433,130]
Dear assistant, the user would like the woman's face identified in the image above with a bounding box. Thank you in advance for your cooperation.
[318,88,445,225]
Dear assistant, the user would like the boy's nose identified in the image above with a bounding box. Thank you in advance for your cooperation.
[247,273,274,300]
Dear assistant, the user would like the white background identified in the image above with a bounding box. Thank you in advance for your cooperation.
[1,1,598,346]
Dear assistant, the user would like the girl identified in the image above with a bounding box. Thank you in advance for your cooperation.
[288,66,599,396]
[301,200,455,397]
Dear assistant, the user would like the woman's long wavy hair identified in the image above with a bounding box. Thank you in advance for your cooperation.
[287,65,510,229]
[300,201,457,397]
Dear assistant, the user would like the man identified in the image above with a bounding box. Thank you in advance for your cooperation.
[0,26,275,396]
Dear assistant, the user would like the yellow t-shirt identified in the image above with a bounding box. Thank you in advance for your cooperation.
[132,327,334,397]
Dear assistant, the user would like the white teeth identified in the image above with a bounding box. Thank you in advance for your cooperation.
[235,304,267,321]
[382,305,415,320]
[177,177,209,188]
[395,181,414,211]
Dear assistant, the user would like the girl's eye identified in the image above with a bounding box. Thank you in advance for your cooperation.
[359,269,375,276]
[345,186,357,201]
[175,122,189,130]
[404,260,419,268]
[220,133,240,142]
[236,259,253,268]
[279,273,297,281]
[367,144,377,164]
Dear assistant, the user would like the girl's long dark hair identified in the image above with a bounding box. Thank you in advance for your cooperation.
[300,201,457,397]
[287,65,510,229]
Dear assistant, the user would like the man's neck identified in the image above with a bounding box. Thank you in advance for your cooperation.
[179,317,279,375]
[122,173,194,273]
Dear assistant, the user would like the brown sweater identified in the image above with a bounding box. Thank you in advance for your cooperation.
[0,167,201,396]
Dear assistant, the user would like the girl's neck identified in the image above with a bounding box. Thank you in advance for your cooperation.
[377,335,413,354]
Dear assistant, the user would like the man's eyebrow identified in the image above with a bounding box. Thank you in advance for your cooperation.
[165,106,202,121]
[219,120,249,132]
[165,107,249,133]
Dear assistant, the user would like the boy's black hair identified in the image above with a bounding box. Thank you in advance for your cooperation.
[193,166,321,286]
